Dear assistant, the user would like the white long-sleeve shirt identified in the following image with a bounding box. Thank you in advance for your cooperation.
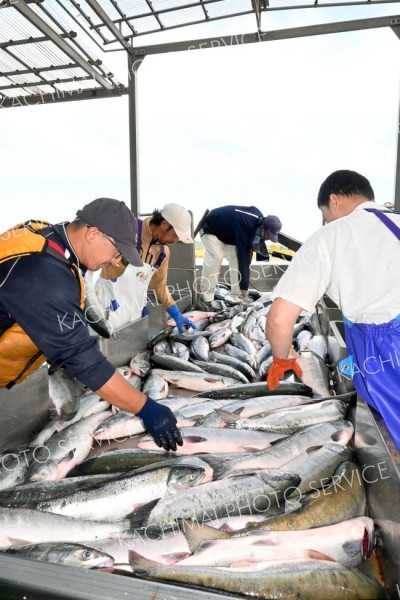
[272,201,400,324]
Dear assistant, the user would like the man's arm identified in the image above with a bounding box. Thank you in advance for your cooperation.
[235,243,252,294]
[149,252,174,309]
[96,371,182,451]
[265,298,303,357]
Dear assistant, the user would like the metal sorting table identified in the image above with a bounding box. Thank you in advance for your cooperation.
[0,264,399,598]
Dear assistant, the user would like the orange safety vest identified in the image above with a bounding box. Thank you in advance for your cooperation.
[0,221,85,388]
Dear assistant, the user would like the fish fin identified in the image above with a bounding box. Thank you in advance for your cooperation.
[198,454,228,474]
[215,408,239,426]
[178,519,229,553]
[241,447,261,453]
[306,549,336,561]
[128,550,161,573]
[126,499,160,530]
[183,436,208,443]
[189,415,204,423]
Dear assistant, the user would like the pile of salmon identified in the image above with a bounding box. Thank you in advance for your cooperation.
[0,289,388,599]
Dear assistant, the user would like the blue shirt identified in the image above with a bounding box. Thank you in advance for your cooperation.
[203,205,263,291]
[0,223,115,390]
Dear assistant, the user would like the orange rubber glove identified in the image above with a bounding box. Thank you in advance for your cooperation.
[267,355,303,390]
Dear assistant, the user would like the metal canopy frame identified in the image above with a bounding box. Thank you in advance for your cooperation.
[1,1,400,206]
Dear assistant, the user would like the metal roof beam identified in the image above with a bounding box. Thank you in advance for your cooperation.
[0,86,127,108]
[0,76,92,90]
[0,63,76,76]
[133,14,400,55]
[83,0,132,51]
[0,32,75,49]
[14,0,114,89]
[95,0,241,28]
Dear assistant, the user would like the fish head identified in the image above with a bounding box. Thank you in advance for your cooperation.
[55,544,115,568]
[167,465,206,494]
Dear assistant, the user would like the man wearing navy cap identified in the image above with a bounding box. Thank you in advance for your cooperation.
[199,205,282,305]
[0,198,182,452]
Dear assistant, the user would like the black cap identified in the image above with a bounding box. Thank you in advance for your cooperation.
[76,198,143,266]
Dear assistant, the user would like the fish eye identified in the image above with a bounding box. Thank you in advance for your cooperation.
[82,549,93,560]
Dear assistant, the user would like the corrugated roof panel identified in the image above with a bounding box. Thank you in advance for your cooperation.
[70,0,108,29]
[5,73,43,86]
[95,0,125,21]
[116,0,152,15]
[0,8,43,43]
[0,52,26,74]
[158,5,207,27]
[206,0,253,18]
[130,15,165,33]
[10,41,76,69]
[26,83,57,94]
[54,78,102,90]
[1,87,29,97]
[268,0,314,6]
[152,0,206,9]
[28,3,65,35]
[120,20,137,36]
[40,67,90,80]
[0,76,14,87]
[318,0,365,4]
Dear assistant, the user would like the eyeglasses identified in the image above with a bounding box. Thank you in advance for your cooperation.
[102,232,122,260]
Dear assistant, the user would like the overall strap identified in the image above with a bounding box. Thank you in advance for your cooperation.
[365,208,400,241]
[137,219,143,250]
[154,245,166,269]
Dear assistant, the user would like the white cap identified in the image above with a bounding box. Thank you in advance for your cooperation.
[161,203,193,244]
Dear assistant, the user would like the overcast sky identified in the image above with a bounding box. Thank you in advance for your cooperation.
[1,5,399,242]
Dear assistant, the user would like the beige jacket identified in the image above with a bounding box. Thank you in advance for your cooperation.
[100,217,174,309]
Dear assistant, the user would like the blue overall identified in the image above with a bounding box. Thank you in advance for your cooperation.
[340,208,400,450]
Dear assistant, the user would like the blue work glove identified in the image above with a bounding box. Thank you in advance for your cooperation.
[166,305,197,334]
[137,396,183,451]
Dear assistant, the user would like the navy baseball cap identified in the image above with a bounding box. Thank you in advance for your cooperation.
[263,215,282,243]
[76,198,143,267]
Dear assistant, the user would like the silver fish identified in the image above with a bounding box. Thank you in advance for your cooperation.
[130,558,385,599]
[48,367,85,421]
[217,399,348,435]
[137,470,300,532]
[26,412,111,482]
[0,507,129,547]
[37,459,206,521]
[3,542,115,569]
[215,420,354,478]
[190,336,210,361]
[151,369,238,393]
[142,372,169,399]
[129,350,151,377]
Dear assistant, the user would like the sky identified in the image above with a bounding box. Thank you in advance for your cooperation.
[0,4,400,242]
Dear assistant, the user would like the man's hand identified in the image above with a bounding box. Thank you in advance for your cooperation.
[167,304,198,333]
[267,355,303,390]
[137,397,183,451]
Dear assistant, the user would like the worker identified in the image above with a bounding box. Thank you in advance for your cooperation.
[265,169,400,450]
[0,198,182,452]
[198,205,282,306]
[96,203,197,333]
